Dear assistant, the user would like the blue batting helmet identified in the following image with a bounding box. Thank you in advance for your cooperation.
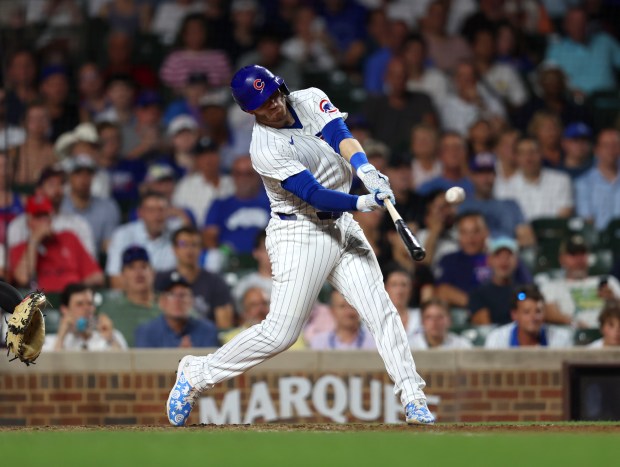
[230,65,290,112]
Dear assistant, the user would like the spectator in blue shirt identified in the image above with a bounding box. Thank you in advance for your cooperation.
[575,128,620,231]
[135,271,220,348]
[545,6,620,96]
[203,155,270,255]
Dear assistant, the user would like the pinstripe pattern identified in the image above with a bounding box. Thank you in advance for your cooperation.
[186,88,427,407]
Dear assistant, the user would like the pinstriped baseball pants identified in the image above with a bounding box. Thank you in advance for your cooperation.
[188,212,427,406]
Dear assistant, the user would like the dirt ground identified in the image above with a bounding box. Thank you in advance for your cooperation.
[2,423,619,433]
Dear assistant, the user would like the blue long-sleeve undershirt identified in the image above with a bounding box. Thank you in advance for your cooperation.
[281,170,358,212]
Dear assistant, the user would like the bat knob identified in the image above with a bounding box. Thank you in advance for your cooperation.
[412,249,426,261]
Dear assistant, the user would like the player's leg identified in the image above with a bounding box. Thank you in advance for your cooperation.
[167,219,339,425]
[327,214,433,424]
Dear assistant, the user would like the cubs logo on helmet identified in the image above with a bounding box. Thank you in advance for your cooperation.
[230,65,290,112]
[319,99,338,114]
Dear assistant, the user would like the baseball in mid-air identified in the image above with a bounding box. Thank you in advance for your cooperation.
[445,186,466,204]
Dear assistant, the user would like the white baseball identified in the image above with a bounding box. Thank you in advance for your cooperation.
[445,186,466,204]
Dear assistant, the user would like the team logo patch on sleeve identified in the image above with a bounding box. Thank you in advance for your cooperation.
[319,99,338,114]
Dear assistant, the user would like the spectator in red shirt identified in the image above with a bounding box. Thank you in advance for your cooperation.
[9,194,104,292]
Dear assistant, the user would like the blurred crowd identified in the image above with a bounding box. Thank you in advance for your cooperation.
[1,0,620,352]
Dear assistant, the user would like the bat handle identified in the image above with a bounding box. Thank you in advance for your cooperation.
[384,199,402,222]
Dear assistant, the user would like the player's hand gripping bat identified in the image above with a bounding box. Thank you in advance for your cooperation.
[384,199,426,261]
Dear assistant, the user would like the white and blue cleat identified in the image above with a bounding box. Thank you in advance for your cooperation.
[166,355,201,426]
[405,400,435,425]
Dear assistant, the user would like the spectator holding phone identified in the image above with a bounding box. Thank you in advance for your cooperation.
[44,283,127,351]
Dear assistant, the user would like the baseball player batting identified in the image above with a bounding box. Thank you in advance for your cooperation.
[166,65,434,426]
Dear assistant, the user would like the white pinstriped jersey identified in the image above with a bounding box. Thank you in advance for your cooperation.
[249,88,352,216]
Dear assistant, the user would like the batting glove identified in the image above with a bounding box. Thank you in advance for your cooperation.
[357,163,394,203]
[356,193,384,212]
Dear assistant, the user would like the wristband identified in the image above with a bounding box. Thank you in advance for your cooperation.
[350,152,369,171]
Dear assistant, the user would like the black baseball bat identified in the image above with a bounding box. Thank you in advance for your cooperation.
[384,200,426,261]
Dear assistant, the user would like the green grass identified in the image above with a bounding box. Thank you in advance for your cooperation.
[1,428,618,467]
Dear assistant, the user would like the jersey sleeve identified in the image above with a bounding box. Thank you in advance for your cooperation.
[299,88,345,132]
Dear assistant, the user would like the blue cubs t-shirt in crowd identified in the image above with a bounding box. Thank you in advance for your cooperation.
[205,191,271,254]
[134,315,219,348]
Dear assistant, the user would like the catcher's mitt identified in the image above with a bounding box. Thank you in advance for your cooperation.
[1,282,47,366]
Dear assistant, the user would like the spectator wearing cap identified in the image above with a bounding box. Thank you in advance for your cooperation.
[537,235,620,329]
[43,283,127,352]
[135,271,220,348]
[560,122,594,180]
[9,194,104,292]
[55,122,110,199]
[588,300,620,348]
[204,155,270,259]
[127,90,165,160]
[457,152,535,247]
[38,65,79,142]
[163,115,200,176]
[575,128,620,231]
[55,122,101,161]
[435,211,532,308]
[159,13,232,92]
[7,165,96,257]
[410,299,472,350]
[106,191,179,288]
[10,102,56,187]
[469,237,525,325]
[163,72,209,127]
[495,137,573,222]
[155,226,234,329]
[95,74,139,155]
[98,246,160,347]
[173,137,235,227]
[416,132,474,197]
[60,154,121,255]
[484,285,573,348]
